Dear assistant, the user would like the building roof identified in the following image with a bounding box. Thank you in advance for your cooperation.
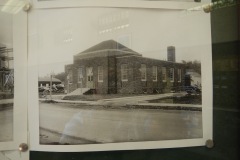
[75,40,141,59]
[39,77,61,83]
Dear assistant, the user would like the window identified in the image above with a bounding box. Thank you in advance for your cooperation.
[170,68,174,82]
[68,70,73,84]
[141,64,147,81]
[152,66,157,81]
[98,66,103,82]
[121,64,128,81]
[178,69,181,82]
[86,67,93,82]
[162,67,166,82]
[88,76,93,81]
[78,67,83,83]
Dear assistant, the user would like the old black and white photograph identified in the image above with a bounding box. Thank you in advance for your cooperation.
[34,0,209,11]
[34,7,211,147]
[37,0,198,1]
[0,10,14,142]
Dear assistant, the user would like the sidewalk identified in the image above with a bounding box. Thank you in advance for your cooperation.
[40,92,184,104]
[99,92,184,102]
[0,99,13,105]
[0,99,13,110]
[39,92,202,111]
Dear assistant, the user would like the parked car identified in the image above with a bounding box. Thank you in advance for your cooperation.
[39,84,65,94]
[185,85,201,95]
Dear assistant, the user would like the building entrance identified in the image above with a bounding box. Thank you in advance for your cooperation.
[86,67,94,88]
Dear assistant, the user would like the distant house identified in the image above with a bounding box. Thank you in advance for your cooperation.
[65,40,186,94]
[186,69,201,87]
[38,77,62,88]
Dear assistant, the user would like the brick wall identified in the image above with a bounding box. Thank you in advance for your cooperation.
[66,53,110,94]
[66,52,186,94]
[107,54,117,94]
[74,56,109,94]
[116,56,185,94]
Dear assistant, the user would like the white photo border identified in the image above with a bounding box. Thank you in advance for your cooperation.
[28,6,213,152]
[0,10,28,151]
[32,0,210,10]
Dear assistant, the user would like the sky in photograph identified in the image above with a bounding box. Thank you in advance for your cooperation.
[32,8,211,77]
[0,10,12,48]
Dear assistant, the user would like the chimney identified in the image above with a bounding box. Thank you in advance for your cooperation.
[167,46,175,62]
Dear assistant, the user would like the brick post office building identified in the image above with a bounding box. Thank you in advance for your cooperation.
[65,40,186,94]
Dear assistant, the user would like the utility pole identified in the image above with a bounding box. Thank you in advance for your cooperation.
[67,74,69,94]
[50,74,52,100]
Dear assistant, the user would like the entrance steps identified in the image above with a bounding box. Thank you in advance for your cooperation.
[67,88,91,95]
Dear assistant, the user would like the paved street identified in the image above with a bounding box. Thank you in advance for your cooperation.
[0,106,13,142]
[40,102,202,144]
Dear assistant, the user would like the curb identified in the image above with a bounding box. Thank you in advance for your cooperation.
[40,99,201,111]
